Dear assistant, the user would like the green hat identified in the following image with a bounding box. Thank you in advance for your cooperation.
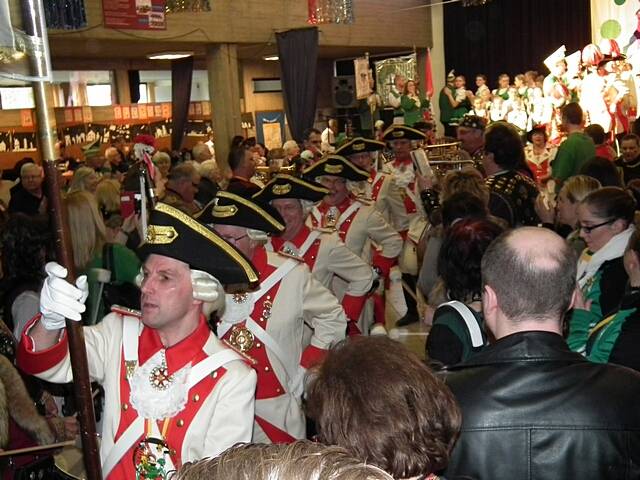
[82,139,102,160]
[335,137,386,157]
[382,125,426,141]
[138,203,259,287]
[302,154,369,182]
[196,191,285,234]
[253,174,329,204]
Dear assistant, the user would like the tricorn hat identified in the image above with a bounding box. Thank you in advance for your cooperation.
[138,202,259,287]
[335,137,386,157]
[458,115,487,131]
[302,154,369,182]
[82,139,102,161]
[382,125,426,142]
[253,174,329,204]
[196,191,285,234]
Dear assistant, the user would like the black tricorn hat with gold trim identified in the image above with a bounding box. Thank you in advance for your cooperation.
[335,137,386,157]
[382,125,426,141]
[302,154,369,182]
[196,191,285,234]
[138,202,259,286]
[253,174,329,203]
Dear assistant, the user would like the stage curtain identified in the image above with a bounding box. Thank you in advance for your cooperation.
[171,57,194,152]
[276,27,319,142]
[443,0,591,88]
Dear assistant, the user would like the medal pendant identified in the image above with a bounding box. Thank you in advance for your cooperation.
[149,365,173,391]
[229,326,255,352]
[134,437,170,480]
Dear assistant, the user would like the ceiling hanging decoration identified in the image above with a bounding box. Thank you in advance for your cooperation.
[307,0,354,25]
[461,0,493,6]
[165,0,211,14]
[43,0,87,29]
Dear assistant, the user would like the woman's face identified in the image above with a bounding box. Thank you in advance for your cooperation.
[577,203,622,252]
[531,131,546,147]
[476,76,485,87]
[407,81,416,94]
[499,76,510,88]
[556,190,577,227]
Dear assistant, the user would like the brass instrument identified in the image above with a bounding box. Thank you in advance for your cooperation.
[255,164,297,182]
[424,140,475,178]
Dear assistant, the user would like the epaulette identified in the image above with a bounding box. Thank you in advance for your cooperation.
[222,339,258,365]
[276,250,305,262]
[111,305,142,318]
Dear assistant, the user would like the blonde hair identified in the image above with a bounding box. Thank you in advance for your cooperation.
[95,179,121,214]
[172,441,394,480]
[68,167,99,194]
[560,175,602,204]
[65,191,107,270]
[440,168,489,205]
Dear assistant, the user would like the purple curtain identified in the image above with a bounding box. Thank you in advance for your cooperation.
[276,27,319,142]
[171,57,194,151]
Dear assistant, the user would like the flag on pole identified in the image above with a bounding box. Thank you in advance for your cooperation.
[425,48,434,98]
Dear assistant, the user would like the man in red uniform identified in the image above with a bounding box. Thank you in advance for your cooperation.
[17,203,259,479]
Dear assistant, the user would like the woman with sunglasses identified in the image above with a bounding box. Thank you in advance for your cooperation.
[568,187,636,354]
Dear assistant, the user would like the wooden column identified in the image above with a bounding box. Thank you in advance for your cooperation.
[206,43,241,173]
[114,69,131,105]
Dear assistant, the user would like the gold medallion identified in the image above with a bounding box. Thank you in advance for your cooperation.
[229,326,255,352]
[149,365,173,391]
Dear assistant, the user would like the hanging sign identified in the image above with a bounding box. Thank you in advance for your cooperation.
[102,0,166,30]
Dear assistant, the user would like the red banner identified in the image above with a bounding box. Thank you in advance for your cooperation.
[102,0,166,30]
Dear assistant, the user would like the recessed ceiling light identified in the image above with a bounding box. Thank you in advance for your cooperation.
[147,51,194,60]
[263,55,279,61]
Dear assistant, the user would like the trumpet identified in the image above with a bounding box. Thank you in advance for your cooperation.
[424,140,475,177]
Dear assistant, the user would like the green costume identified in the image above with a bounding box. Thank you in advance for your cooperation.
[551,131,596,183]
[401,94,430,126]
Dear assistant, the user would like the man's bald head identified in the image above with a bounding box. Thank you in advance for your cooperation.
[482,227,577,323]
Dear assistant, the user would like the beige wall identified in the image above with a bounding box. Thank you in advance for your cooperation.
[39,0,431,51]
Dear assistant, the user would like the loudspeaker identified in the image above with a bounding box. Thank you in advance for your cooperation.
[332,76,357,109]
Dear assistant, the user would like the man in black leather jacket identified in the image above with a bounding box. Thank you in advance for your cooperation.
[443,227,640,480]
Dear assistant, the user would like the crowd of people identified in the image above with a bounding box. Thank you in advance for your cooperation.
[1,48,640,478]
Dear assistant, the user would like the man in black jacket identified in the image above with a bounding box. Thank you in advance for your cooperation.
[443,227,640,480]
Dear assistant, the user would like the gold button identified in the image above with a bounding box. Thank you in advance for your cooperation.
[177,419,184,427]
[211,371,218,379]
[256,342,262,348]
[170,449,177,456]
[122,403,128,411]
[264,366,270,372]
[276,388,282,394]
[193,394,200,403]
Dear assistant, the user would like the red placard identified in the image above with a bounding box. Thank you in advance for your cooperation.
[131,106,139,119]
[194,102,202,115]
[20,109,33,127]
[161,103,171,118]
[154,105,162,117]
[73,108,83,122]
[147,105,155,118]
[102,0,166,30]
[64,109,74,123]
[188,103,195,116]
[122,106,131,120]
[114,105,122,119]
[139,105,147,119]
[202,102,211,116]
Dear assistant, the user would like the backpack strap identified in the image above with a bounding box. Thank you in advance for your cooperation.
[436,300,484,348]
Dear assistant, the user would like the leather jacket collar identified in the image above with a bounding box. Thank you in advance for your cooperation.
[447,331,584,369]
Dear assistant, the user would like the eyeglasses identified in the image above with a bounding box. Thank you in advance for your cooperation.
[579,219,614,234]
[219,233,248,244]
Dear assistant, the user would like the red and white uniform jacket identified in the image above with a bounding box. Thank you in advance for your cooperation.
[217,246,347,443]
[353,169,406,227]
[16,311,256,479]
[269,225,374,322]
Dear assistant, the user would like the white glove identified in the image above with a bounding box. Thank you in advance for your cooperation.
[290,367,308,399]
[40,262,88,330]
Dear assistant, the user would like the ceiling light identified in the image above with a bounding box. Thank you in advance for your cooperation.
[146,51,194,60]
[263,55,279,61]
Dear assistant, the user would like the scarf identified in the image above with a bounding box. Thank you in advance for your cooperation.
[577,226,634,290]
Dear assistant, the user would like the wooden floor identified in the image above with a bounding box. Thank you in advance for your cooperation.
[386,306,429,360]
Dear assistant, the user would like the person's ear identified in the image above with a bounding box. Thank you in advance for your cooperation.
[482,284,499,336]
[611,219,628,235]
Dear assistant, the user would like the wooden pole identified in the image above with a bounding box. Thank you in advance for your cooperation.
[19,0,103,478]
